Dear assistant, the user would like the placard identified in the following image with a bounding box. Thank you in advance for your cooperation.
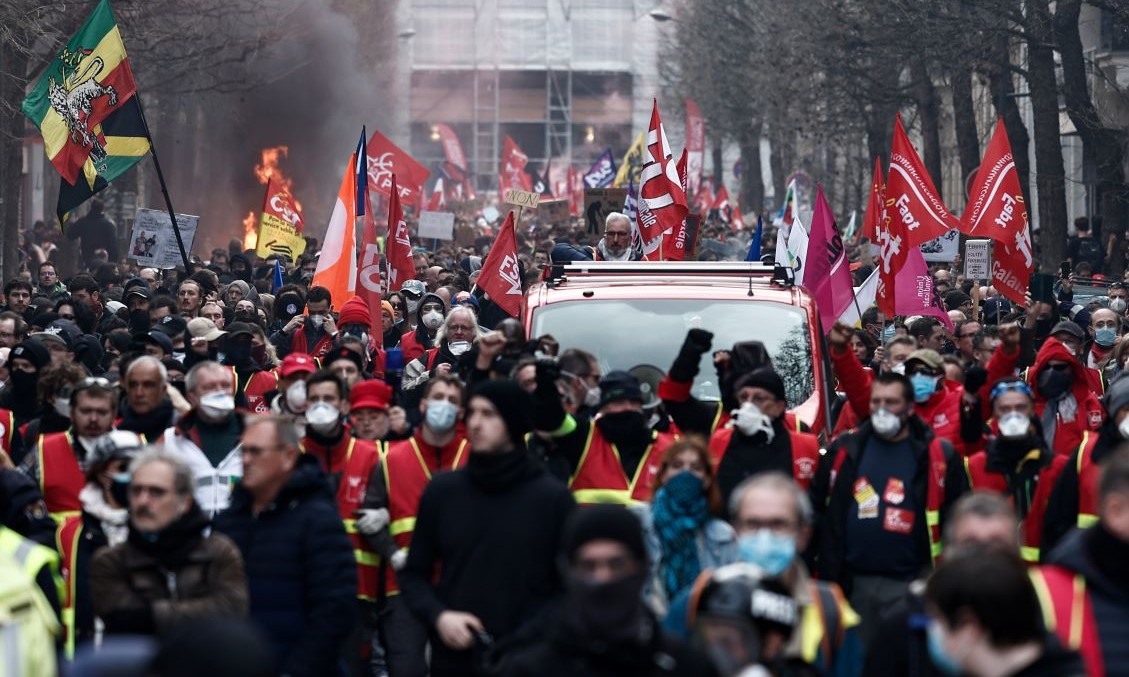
[584,188,627,234]
[920,228,960,263]
[256,213,307,260]
[540,199,570,225]
[128,208,199,269]
[503,188,540,209]
[418,211,455,240]
[964,239,992,280]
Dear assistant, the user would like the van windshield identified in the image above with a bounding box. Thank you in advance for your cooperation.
[530,299,814,404]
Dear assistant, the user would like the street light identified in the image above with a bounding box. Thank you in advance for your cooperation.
[648,9,674,22]
[397,28,417,39]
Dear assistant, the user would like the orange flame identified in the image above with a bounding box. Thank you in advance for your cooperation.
[243,211,258,250]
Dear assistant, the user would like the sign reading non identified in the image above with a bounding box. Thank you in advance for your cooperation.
[964,239,992,280]
[418,211,455,241]
[128,209,199,269]
[504,188,540,209]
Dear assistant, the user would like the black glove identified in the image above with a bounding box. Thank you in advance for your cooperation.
[964,365,988,395]
[535,359,561,392]
[669,329,714,383]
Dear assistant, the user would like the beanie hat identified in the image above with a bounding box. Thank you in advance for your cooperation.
[598,370,644,409]
[561,504,648,565]
[338,296,370,328]
[351,379,392,411]
[380,300,396,320]
[733,367,787,402]
[325,346,364,373]
[1050,320,1085,343]
[11,339,50,370]
[1106,375,1129,418]
[943,290,972,311]
[468,379,533,446]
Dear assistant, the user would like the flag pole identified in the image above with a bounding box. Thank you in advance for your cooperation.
[135,98,192,273]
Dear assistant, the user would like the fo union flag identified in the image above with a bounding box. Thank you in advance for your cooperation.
[476,211,523,318]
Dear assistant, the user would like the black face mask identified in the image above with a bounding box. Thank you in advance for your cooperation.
[1035,317,1054,338]
[10,369,37,397]
[233,309,255,323]
[223,343,251,367]
[128,309,151,332]
[1037,367,1071,400]
[596,411,651,447]
[109,476,131,508]
[563,573,649,651]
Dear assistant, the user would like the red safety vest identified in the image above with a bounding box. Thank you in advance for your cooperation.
[961,451,1064,563]
[1030,565,1105,677]
[290,328,334,360]
[55,515,82,658]
[229,367,279,415]
[0,408,13,457]
[1075,432,1101,529]
[383,435,468,596]
[301,435,382,602]
[569,426,677,505]
[708,426,821,490]
[39,432,85,522]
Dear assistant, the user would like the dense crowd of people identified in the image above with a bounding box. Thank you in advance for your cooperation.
[1,200,1128,677]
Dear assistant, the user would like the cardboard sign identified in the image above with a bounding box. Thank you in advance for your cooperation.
[128,208,199,269]
[584,188,628,234]
[920,228,960,263]
[540,199,570,225]
[418,211,455,240]
[503,188,540,209]
[964,239,992,280]
[256,212,307,260]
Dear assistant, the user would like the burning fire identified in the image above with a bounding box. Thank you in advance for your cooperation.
[243,146,304,251]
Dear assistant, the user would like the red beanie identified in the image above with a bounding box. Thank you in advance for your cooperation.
[337,296,371,327]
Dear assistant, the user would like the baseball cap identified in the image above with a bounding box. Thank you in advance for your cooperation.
[138,330,173,355]
[905,349,943,371]
[32,319,81,351]
[400,279,425,298]
[187,317,225,342]
[224,322,254,339]
[125,285,153,301]
[280,353,317,378]
[153,315,188,338]
[350,379,392,411]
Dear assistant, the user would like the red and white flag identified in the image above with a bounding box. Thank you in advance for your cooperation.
[384,174,416,293]
[476,211,524,318]
[425,178,447,211]
[887,114,961,248]
[500,135,532,192]
[711,185,732,224]
[435,124,467,174]
[661,149,691,261]
[695,179,715,214]
[684,98,706,202]
[366,131,430,209]
[861,156,884,242]
[312,153,358,304]
[636,99,687,255]
[962,118,1033,305]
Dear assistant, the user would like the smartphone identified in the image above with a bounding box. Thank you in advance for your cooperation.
[1030,273,1057,304]
[1060,261,1072,279]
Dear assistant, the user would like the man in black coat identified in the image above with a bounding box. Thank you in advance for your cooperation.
[398,379,575,676]
[214,414,356,677]
[66,199,120,269]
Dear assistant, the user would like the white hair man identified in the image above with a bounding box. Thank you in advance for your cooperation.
[596,212,640,261]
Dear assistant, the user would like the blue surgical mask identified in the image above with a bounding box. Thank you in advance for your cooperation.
[736,529,796,576]
[910,373,940,403]
[926,621,962,676]
[424,399,458,433]
[1095,327,1117,348]
[882,324,897,342]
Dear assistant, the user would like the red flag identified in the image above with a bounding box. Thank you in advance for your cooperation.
[311,153,358,304]
[567,165,582,216]
[425,178,446,211]
[696,179,715,214]
[962,118,1033,305]
[435,124,467,173]
[861,156,884,242]
[684,98,706,201]
[887,114,961,248]
[805,185,855,332]
[262,176,306,232]
[384,175,415,292]
[476,211,524,318]
[500,136,532,192]
[636,100,688,255]
[662,149,691,261]
[366,131,430,209]
[357,186,384,336]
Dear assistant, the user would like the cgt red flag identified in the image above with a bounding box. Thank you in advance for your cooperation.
[367,131,430,209]
[637,99,687,255]
[662,149,691,261]
[962,118,1033,305]
[476,211,524,318]
[887,114,961,248]
[357,182,384,337]
[861,156,884,242]
[500,135,532,192]
[384,175,416,293]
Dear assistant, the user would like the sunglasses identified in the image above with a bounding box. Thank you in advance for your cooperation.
[990,379,1033,400]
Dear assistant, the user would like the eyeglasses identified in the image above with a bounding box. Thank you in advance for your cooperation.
[604,231,630,239]
[905,366,940,377]
[129,484,170,499]
[74,376,115,394]
[1046,362,1072,372]
[447,324,474,333]
[990,379,1033,400]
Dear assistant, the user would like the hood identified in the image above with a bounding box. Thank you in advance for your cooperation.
[415,292,447,325]
[1030,337,1089,402]
[229,254,252,282]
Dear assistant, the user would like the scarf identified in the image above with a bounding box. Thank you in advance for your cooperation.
[127,503,210,569]
[650,472,710,598]
[80,483,129,547]
[119,399,176,441]
[596,239,640,262]
[466,449,538,493]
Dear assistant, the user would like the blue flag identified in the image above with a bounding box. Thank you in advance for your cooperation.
[355,126,368,216]
[745,215,763,262]
[272,258,284,293]
[583,149,617,189]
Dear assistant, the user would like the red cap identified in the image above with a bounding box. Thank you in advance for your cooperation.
[350,379,392,411]
[280,352,317,377]
[338,295,371,328]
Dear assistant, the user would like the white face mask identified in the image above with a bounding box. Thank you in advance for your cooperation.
[732,401,775,442]
[78,433,110,451]
[310,314,327,329]
[198,391,235,420]
[871,408,903,439]
[422,310,444,330]
[1111,298,1128,314]
[286,380,307,412]
[583,384,601,409]
[890,363,906,375]
[448,341,471,356]
[997,411,1031,439]
[54,397,71,418]
[305,402,340,434]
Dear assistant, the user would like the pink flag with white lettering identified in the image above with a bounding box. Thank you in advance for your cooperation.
[894,245,954,330]
[805,185,855,332]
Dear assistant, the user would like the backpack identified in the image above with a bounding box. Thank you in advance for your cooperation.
[1076,237,1102,266]
[0,552,60,677]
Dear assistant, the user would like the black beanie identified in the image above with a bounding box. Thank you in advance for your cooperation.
[468,379,533,446]
[598,370,644,409]
[733,367,787,402]
[11,339,50,371]
[561,504,648,565]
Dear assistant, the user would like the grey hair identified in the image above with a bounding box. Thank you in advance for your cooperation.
[942,491,1017,547]
[124,354,168,385]
[243,413,301,451]
[434,305,481,345]
[728,471,814,527]
[185,360,231,395]
[605,212,630,230]
[129,446,195,497]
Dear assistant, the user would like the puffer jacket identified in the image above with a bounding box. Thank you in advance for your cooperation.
[213,453,357,677]
[399,292,446,364]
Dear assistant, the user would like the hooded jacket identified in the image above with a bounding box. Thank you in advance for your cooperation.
[400,292,446,364]
[228,254,252,283]
[988,338,1103,455]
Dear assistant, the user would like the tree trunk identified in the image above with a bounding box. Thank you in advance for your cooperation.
[984,33,1032,213]
[1054,0,1129,274]
[911,60,944,196]
[1025,0,1070,271]
[738,122,764,215]
[711,138,724,193]
[950,63,982,193]
[0,44,28,281]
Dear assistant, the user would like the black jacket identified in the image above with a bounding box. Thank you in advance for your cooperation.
[213,454,357,677]
[811,416,969,591]
[1041,423,1120,556]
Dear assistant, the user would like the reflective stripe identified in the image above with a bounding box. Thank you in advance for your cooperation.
[1029,570,1058,632]
[1078,514,1099,528]
[1069,574,1086,649]
[48,510,81,524]
[571,488,637,505]
[343,519,358,534]
[926,509,941,558]
[1020,546,1040,563]
[353,549,381,566]
[1076,432,1098,528]
[390,517,416,536]
[11,538,33,567]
